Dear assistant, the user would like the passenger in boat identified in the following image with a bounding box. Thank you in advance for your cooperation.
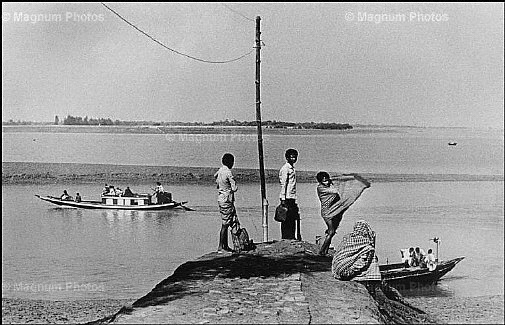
[400,248,410,267]
[414,247,426,266]
[108,185,116,196]
[423,249,437,270]
[408,247,417,266]
[215,153,238,253]
[332,220,381,285]
[75,193,82,203]
[316,171,370,256]
[60,190,72,201]
[102,184,109,195]
[115,187,124,196]
[123,187,134,197]
[154,182,166,204]
[279,148,300,240]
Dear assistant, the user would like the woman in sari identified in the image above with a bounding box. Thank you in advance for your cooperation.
[331,220,381,282]
[316,172,370,255]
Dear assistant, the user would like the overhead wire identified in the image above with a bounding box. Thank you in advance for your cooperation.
[101,2,254,64]
[220,3,255,22]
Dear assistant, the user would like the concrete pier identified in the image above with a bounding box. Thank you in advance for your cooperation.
[93,240,437,324]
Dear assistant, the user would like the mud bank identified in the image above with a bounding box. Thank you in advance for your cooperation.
[3,162,502,186]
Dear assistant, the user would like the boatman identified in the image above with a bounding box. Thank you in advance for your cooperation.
[154,182,165,204]
[214,153,238,253]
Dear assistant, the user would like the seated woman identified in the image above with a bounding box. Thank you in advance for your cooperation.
[331,220,381,284]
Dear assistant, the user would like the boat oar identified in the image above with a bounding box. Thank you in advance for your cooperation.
[181,205,195,211]
[177,202,195,211]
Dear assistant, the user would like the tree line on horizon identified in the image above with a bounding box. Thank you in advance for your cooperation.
[3,115,353,130]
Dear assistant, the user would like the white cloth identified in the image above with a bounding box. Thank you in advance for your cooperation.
[214,165,237,204]
[279,162,296,200]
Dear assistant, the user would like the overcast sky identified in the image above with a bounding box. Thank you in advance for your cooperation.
[2,2,504,128]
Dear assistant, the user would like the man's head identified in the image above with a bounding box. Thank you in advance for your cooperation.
[222,153,235,169]
[285,148,298,165]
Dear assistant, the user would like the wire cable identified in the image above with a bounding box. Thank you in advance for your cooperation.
[221,3,254,22]
[101,3,254,64]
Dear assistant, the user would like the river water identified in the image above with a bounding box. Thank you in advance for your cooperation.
[2,127,504,301]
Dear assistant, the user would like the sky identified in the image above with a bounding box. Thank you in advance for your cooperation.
[2,2,504,128]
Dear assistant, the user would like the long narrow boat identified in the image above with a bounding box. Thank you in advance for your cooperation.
[380,256,465,289]
[36,195,189,211]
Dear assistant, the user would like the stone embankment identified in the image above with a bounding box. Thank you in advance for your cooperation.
[91,240,438,324]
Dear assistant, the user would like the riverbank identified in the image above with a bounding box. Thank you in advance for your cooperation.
[3,162,503,185]
[2,241,503,324]
[1,298,135,324]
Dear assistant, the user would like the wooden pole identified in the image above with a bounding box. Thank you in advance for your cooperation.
[255,16,268,242]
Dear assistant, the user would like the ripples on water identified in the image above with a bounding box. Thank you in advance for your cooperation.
[2,181,503,300]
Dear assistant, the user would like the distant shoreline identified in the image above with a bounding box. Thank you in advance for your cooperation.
[2,124,403,135]
[2,162,503,185]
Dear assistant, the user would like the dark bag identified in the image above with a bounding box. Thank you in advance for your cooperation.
[274,204,288,222]
[231,227,256,252]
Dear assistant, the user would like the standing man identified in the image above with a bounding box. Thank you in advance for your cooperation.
[154,182,165,204]
[279,148,301,240]
[215,153,238,252]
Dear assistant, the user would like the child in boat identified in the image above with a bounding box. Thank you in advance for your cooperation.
[75,193,82,203]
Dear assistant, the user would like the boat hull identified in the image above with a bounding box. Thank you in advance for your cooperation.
[36,195,185,210]
[380,257,465,290]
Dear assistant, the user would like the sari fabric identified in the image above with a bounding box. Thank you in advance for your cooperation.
[332,220,376,280]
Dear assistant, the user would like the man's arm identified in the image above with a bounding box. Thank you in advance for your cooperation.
[279,167,288,203]
[228,171,238,192]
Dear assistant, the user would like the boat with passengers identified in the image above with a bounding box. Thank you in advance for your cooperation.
[36,188,191,211]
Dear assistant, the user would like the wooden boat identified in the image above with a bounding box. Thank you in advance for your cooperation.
[380,256,465,290]
[36,194,190,211]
